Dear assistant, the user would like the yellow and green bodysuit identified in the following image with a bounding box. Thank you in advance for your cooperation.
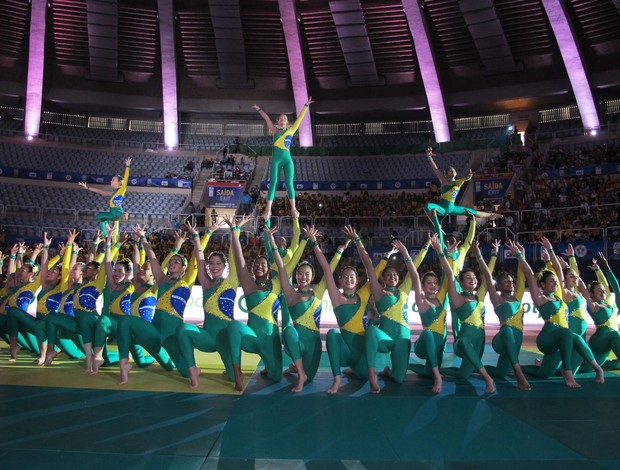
[588,267,620,369]
[441,263,493,380]
[226,275,283,382]
[283,248,343,382]
[177,244,239,381]
[486,267,526,378]
[266,104,309,201]
[365,246,428,383]
[326,283,371,380]
[97,164,130,235]
[522,283,596,379]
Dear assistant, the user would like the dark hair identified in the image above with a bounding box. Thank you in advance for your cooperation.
[208,251,228,266]
[295,260,315,278]
[339,265,358,278]
[537,269,555,285]
[495,272,513,284]
[588,281,604,294]
[421,271,438,284]
[115,259,132,272]
[458,267,476,282]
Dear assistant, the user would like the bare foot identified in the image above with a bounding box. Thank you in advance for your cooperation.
[489,213,504,220]
[262,210,271,222]
[368,369,380,394]
[516,374,531,391]
[189,365,201,389]
[91,357,105,375]
[432,378,442,393]
[593,364,605,384]
[485,377,496,394]
[378,366,391,379]
[44,350,58,366]
[32,357,46,367]
[284,363,298,375]
[291,208,300,219]
[327,375,341,395]
[561,369,581,388]
[233,374,244,392]
[514,366,531,391]
[9,344,20,361]
[118,360,132,385]
[84,355,93,374]
[291,370,307,393]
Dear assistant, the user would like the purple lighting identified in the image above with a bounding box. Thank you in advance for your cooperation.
[158,0,179,149]
[402,0,450,143]
[542,0,600,131]
[278,0,313,147]
[24,0,48,139]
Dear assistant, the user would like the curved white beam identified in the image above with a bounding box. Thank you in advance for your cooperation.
[278,0,313,147]
[402,0,450,143]
[542,0,600,131]
[24,0,47,139]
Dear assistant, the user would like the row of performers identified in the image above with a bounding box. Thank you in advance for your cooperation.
[1,215,617,393]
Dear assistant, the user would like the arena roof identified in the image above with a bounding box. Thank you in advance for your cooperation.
[0,0,619,128]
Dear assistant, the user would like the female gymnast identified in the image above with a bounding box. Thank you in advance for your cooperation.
[511,238,604,387]
[225,216,283,392]
[424,147,500,248]
[266,225,345,392]
[362,239,427,393]
[252,98,313,220]
[431,234,496,393]
[177,218,239,389]
[312,224,371,394]
[578,254,620,370]
[78,157,131,236]
[400,237,448,393]
[7,233,72,365]
[474,240,531,390]
[91,230,153,374]
[116,227,198,384]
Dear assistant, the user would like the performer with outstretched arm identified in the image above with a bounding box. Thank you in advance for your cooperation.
[253,98,313,220]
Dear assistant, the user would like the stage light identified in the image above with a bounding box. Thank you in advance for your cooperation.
[26,135,34,141]
[590,129,597,136]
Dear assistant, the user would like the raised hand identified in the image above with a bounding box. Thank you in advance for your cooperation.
[342,224,358,241]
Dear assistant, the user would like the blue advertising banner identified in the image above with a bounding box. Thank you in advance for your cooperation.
[5,166,191,188]
[260,178,433,192]
[207,181,244,208]
[473,174,513,202]
[540,163,620,179]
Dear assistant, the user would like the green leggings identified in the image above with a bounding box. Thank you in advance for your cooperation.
[226,319,283,382]
[486,325,523,379]
[442,323,485,380]
[364,323,410,383]
[267,148,294,201]
[522,323,594,378]
[6,308,40,353]
[589,326,620,368]
[282,324,322,382]
[326,329,368,380]
[117,312,188,376]
[43,314,86,358]
[96,207,123,235]
[177,316,234,381]
[94,315,152,367]
[411,329,446,377]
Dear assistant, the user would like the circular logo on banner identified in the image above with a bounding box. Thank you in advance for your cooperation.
[395,182,401,188]
[131,178,138,184]
[574,245,587,258]
[65,175,72,181]
[330,183,336,190]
